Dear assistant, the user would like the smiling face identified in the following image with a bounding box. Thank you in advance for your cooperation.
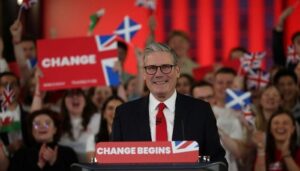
[270,113,295,142]
[103,99,123,125]
[260,86,281,111]
[32,114,57,143]
[64,90,86,116]
[144,51,180,101]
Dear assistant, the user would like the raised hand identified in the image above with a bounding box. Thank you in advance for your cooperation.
[10,20,22,44]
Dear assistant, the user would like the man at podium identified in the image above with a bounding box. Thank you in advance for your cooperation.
[112,43,227,166]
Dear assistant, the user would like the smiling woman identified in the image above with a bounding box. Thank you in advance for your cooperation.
[8,109,78,171]
[254,110,300,171]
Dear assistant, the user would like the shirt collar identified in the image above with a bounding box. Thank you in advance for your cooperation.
[149,91,177,113]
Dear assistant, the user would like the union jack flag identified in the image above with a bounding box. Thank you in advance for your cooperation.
[240,52,266,73]
[225,89,251,111]
[95,35,117,52]
[1,85,15,110]
[242,105,255,126]
[101,57,120,86]
[286,45,300,65]
[21,0,37,9]
[135,0,157,10]
[114,16,142,43]
[171,141,199,154]
[247,69,270,90]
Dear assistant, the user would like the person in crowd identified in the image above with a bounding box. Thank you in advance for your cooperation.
[228,46,248,60]
[86,96,125,160]
[112,42,227,166]
[212,67,247,171]
[58,89,100,162]
[254,110,300,171]
[273,69,300,124]
[254,85,282,132]
[10,20,37,86]
[8,109,78,171]
[167,30,199,76]
[87,86,113,112]
[191,80,215,105]
[176,73,194,96]
[95,96,124,141]
[0,72,29,155]
[0,37,9,73]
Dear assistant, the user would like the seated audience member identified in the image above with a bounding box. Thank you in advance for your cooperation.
[167,30,199,76]
[59,89,100,162]
[9,109,78,171]
[254,110,300,171]
[86,96,125,160]
[176,73,194,96]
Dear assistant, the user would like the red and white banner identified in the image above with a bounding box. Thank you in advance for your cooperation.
[37,35,118,91]
[95,141,199,164]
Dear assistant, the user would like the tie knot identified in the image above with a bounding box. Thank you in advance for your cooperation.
[158,103,166,111]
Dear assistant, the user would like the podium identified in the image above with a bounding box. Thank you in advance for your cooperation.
[71,162,227,171]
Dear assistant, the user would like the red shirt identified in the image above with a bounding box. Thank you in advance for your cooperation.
[268,148,300,171]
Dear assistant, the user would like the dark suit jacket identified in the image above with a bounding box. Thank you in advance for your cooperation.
[112,93,227,165]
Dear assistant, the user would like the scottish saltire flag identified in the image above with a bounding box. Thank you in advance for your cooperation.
[114,16,142,43]
[247,69,270,90]
[95,35,117,52]
[101,58,120,86]
[225,89,251,110]
[22,0,37,9]
[240,52,266,73]
[89,8,105,32]
[135,0,157,10]
[286,45,300,65]
[171,141,199,154]
[242,105,255,126]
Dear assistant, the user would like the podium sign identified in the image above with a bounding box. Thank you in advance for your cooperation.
[95,141,199,164]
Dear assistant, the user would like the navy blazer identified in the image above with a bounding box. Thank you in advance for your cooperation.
[112,93,227,165]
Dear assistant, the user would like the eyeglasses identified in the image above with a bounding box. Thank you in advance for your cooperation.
[32,121,53,129]
[144,64,176,75]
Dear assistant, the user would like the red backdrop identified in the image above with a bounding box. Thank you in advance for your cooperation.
[43,0,300,74]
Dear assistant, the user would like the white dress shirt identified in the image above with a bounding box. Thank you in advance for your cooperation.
[149,91,176,141]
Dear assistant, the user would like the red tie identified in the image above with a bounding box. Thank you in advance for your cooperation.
[156,103,167,141]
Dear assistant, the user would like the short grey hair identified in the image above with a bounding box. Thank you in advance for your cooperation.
[143,42,178,65]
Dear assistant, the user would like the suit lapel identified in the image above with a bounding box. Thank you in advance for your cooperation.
[137,96,152,141]
[172,94,186,140]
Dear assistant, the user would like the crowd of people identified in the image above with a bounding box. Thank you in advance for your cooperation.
[1,4,300,171]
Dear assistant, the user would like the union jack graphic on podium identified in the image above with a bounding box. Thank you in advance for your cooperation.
[95,35,117,52]
[171,141,199,154]
[114,16,142,43]
[101,58,120,86]
[286,45,300,65]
